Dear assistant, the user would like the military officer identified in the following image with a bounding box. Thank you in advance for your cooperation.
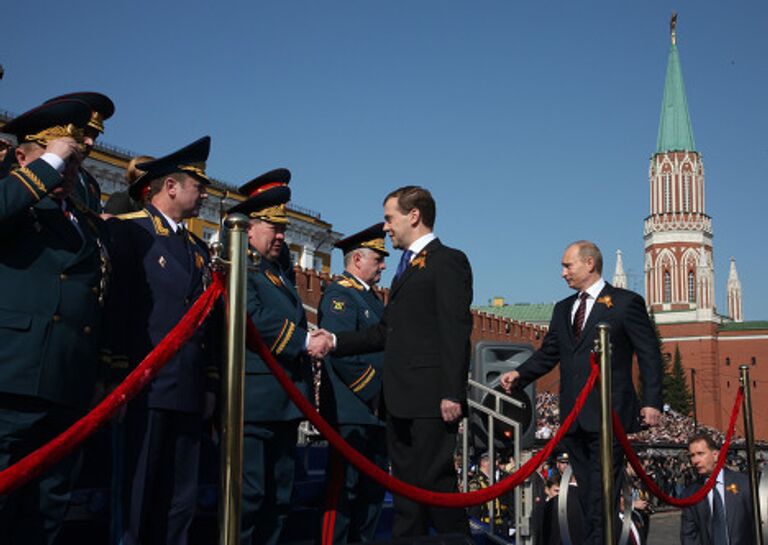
[317,223,389,544]
[44,92,115,214]
[0,99,110,544]
[467,453,513,533]
[227,168,322,545]
[107,136,218,545]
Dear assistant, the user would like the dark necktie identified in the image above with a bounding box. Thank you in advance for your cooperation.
[394,249,414,281]
[711,485,728,545]
[572,292,589,340]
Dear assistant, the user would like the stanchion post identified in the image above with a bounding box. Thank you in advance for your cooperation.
[597,323,614,545]
[219,213,250,545]
[739,365,764,545]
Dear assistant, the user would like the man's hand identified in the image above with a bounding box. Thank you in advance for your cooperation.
[499,370,520,393]
[440,399,462,423]
[640,406,662,427]
[45,136,82,163]
[307,329,334,359]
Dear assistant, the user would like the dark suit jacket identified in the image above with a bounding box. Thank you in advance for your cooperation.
[107,204,216,413]
[681,469,755,545]
[73,167,103,214]
[516,283,663,433]
[244,257,312,422]
[0,158,109,408]
[319,271,385,427]
[336,238,473,419]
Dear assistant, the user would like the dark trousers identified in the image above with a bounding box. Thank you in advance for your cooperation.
[561,426,625,545]
[0,394,82,545]
[386,415,468,538]
[320,424,387,544]
[241,420,299,545]
[123,407,202,545]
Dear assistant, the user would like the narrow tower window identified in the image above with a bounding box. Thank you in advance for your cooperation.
[663,174,672,212]
[683,173,691,212]
[688,271,695,303]
[663,270,672,303]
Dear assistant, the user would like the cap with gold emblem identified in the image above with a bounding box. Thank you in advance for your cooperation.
[335,223,389,256]
[45,92,115,134]
[227,168,291,224]
[1,99,91,147]
[128,136,211,200]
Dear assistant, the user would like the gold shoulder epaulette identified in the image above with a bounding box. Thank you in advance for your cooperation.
[337,277,364,291]
[116,210,150,220]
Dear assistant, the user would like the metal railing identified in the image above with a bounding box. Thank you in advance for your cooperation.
[461,379,527,540]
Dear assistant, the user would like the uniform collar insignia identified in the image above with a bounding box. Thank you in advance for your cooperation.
[150,214,170,237]
[337,274,364,291]
[265,269,283,287]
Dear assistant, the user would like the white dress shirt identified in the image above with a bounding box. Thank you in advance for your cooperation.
[570,277,606,328]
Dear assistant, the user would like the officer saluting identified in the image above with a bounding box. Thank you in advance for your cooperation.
[44,92,115,214]
[0,99,110,544]
[107,137,218,545]
[318,223,389,544]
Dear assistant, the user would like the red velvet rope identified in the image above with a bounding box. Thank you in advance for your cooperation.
[246,317,600,508]
[613,387,743,508]
[320,450,346,545]
[0,273,225,497]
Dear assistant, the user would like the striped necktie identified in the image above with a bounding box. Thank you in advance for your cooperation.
[572,292,588,340]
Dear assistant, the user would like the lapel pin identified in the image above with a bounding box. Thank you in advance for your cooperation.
[158,256,167,268]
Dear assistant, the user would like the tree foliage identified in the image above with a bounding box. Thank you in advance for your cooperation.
[665,345,693,415]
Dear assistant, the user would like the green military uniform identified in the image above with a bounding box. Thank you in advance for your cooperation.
[318,224,389,544]
[0,99,110,545]
[227,169,313,545]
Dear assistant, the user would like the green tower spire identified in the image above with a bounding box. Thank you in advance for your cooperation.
[656,14,696,153]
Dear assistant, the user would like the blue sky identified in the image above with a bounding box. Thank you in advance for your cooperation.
[3,2,767,318]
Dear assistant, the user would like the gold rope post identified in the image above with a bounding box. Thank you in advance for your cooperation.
[219,213,250,545]
[597,323,614,545]
[739,365,764,545]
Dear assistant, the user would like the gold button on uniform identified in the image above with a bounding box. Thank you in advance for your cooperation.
[60,273,68,280]
[83,326,92,335]
[52,314,61,322]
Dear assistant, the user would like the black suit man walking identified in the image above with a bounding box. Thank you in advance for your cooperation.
[331,186,473,538]
[501,240,663,545]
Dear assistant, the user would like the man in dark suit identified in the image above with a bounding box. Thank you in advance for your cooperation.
[0,99,110,544]
[501,240,663,545]
[326,185,473,538]
[227,168,325,545]
[107,136,218,545]
[681,432,754,545]
[318,223,389,543]
[45,92,115,214]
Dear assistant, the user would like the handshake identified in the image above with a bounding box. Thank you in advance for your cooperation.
[307,329,335,359]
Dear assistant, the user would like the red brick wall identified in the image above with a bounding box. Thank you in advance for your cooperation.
[659,322,768,439]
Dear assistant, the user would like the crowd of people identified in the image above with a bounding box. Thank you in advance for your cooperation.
[1,92,762,545]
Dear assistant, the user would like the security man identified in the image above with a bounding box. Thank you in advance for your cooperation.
[0,99,110,544]
[226,168,318,545]
[107,136,218,545]
[318,223,389,544]
[45,92,115,214]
